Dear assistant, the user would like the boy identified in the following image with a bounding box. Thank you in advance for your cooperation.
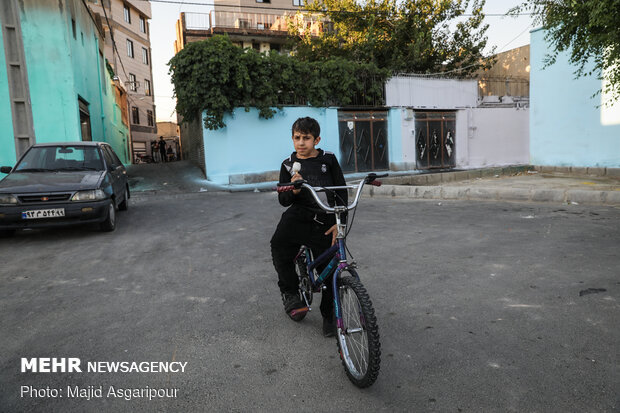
[270,117,347,337]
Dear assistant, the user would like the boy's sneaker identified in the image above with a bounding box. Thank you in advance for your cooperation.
[322,316,336,337]
[281,292,308,321]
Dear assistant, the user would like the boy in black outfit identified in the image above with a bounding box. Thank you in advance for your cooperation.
[271,117,347,337]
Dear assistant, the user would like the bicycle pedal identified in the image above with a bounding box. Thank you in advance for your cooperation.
[289,307,309,317]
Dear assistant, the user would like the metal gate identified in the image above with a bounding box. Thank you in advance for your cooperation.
[338,111,389,173]
[414,111,456,169]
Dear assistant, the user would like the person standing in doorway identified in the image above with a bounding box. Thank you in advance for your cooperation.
[159,136,167,163]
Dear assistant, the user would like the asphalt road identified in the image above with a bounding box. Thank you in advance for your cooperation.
[1,192,618,412]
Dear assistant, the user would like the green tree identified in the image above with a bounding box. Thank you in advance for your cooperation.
[168,35,389,129]
[511,0,620,102]
[289,0,493,76]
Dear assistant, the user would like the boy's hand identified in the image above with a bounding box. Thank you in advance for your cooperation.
[291,173,302,194]
[325,224,338,246]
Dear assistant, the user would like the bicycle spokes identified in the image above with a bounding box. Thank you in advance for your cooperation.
[336,276,380,387]
[340,285,369,377]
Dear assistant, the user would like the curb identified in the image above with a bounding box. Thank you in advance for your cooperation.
[365,185,620,206]
[380,165,620,187]
[380,165,534,186]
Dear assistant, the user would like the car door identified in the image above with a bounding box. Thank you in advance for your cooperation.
[108,147,128,195]
[101,145,124,204]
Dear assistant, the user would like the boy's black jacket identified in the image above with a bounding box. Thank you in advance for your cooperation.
[278,149,348,222]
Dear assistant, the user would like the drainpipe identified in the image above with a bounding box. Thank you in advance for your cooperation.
[95,39,106,143]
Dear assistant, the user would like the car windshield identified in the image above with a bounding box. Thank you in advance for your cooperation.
[14,146,104,172]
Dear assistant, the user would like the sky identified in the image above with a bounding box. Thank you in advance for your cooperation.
[149,0,536,123]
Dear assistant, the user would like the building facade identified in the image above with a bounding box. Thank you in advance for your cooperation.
[189,75,529,185]
[174,1,324,53]
[477,45,530,99]
[156,121,181,161]
[530,28,620,167]
[0,0,131,172]
[88,0,157,162]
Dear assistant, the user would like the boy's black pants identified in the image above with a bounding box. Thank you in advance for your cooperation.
[271,208,335,319]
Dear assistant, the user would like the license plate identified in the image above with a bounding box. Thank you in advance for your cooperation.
[22,208,66,219]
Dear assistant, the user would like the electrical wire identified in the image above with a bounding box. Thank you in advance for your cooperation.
[139,0,535,17]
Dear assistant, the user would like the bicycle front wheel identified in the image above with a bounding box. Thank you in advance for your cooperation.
[336,275,381,388]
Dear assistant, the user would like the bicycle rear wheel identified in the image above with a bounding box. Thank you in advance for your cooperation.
[336,275,380,388]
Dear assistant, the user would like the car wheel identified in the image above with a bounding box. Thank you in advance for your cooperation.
[118,187,129,211]
[100,202,117,232]
[0,229,15,238]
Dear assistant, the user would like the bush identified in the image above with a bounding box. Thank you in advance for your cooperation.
[169,35,389,130]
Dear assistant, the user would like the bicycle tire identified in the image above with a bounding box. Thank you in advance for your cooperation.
[336,275,381,388]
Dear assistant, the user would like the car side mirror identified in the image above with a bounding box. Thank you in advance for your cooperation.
[0,166,12,174]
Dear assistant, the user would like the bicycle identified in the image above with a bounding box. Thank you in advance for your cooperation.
[276,172,387,388]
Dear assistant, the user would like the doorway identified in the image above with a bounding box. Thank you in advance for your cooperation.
[414,111,455,169]
[338,110,389,173]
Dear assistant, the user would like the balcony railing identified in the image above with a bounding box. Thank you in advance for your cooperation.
[183,11,325,35]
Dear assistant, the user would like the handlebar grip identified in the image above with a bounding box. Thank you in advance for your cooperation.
[277,185,295,193]
[276,179,306,190]
[369,180,382,187]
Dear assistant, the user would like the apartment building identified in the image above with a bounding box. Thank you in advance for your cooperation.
[174,0,324,53]
[88,0,156,162]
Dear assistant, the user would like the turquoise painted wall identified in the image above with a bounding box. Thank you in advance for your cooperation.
[0,0,130,177]
[388,108,403,167]
[530,28,620,167]
[0,21,16,169]
[203,107,406,184]
[20,1,80,145]
[204,107,341,184]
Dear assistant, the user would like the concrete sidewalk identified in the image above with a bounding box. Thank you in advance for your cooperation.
[371,166,620,205]
[127,162,620,205]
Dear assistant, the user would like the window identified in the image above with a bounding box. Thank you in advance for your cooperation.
[237,19,250,29]
[123,4,131,24]
[293,0,302,5]
[131,107,139,124]
[71,19,76,39]
[79,98,92,141]
[14,146,103,172]
[144,79,151,96]
[126,39,134,58]
[103,145,122,168]
[139,16,146,33]
[128,73,137,91]
[142,47,149,65]
[147,110,154,127]
[101,146,116,169]
[101,146,119,169]
[256,0,271,3]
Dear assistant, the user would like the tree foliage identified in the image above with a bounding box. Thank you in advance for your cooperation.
[511,0,620,102]
[168,35,389,129]
[289,0,493,76]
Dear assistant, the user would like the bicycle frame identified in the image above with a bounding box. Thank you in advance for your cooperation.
[280,173,385,329]
[296,223,358,330]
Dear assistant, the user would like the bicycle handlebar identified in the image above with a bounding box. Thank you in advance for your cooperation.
[276,173,388,214]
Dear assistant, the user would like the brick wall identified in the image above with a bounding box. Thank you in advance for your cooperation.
[178,114,206,177]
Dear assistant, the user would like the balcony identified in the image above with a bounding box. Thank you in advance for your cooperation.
[182,11,325,36]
